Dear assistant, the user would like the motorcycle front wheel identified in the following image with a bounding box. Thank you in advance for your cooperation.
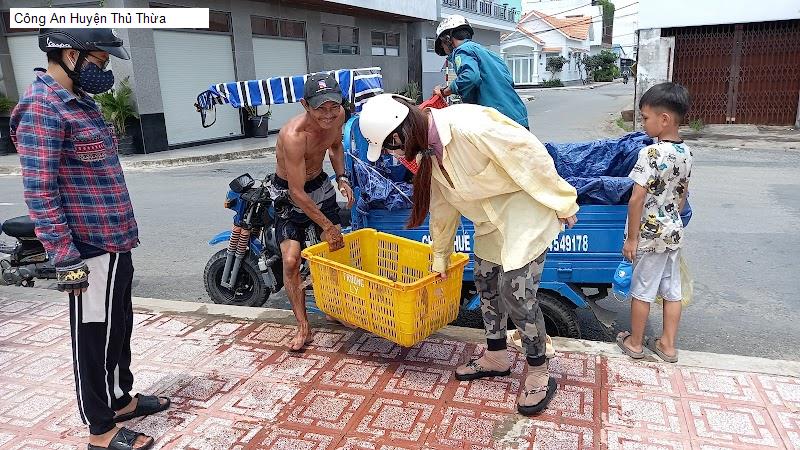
[204,249,269,307]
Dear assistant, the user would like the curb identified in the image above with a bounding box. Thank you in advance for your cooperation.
[123,146,275,170]
[0,146,276,176]
[517,79,623,95]
[5,286,797,378]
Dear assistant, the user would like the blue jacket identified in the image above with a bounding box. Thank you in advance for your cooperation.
[447,40,529,128]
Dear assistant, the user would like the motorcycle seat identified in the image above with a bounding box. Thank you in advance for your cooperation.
[2,216,36,238]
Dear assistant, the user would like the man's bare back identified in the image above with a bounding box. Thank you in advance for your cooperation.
[276,112,345,181]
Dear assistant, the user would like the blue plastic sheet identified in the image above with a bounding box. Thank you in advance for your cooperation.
[349,129,692,225]
[350,154,413,229]
[545,132,692,224]
[545,132,654,204]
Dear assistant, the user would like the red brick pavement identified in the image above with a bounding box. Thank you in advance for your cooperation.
[0,297,797,449]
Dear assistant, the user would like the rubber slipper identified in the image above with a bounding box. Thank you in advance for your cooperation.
[616,331,645,359]
[517,377,558,416]
[645,336,678,363]
[455,359,511,381]
[87,427,154,450]
[113,394,170,423]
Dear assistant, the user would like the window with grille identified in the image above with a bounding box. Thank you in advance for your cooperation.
[251,16,305,39]
[371,31,400,56]
[322,24,359,55]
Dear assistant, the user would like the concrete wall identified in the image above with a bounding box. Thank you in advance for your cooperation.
[317,12,408,93]
[638,0,800,29]
[633,28,675,129]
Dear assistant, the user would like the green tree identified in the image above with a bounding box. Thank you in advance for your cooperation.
[589,50,619,82]
[594,0,615,45]
[545,56,568,81]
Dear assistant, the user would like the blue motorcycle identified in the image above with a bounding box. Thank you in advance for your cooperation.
[203,172,350,307]
[203,173,286,307]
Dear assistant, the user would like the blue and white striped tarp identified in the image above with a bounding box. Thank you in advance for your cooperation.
[196,67,383,113]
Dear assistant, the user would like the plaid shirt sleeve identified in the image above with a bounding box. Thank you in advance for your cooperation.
[13,99,82,266]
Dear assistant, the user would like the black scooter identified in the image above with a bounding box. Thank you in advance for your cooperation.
[0,216,56,287]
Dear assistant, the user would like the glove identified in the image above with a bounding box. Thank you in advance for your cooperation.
[56,259,90,292]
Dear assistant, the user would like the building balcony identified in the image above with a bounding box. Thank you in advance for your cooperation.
[442,0,520,23]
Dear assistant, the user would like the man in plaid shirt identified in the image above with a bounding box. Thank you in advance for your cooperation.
[11,28,169,450]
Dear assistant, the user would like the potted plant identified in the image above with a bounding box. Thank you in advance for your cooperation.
[0,94,18,155]
[93,77,139,155]
[244,105,271,138]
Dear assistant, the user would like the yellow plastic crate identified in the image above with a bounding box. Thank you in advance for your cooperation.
[300,228,469,347]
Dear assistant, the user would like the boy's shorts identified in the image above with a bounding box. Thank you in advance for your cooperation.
[630,249,682,303]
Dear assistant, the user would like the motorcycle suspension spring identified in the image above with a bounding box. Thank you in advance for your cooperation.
[228,226,242,253]
[236,228,251,256]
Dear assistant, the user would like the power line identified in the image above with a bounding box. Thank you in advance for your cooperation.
[519,1,595,24]
[522,3,637,37]
[527,9,638,37]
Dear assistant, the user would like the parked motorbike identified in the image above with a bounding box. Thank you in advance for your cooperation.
[0,216,56,287]
[203,173,285,307]
[203,173,350,307]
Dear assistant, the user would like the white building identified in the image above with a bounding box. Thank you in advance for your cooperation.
[522,0,639,60]
[635,0,800,126]
[500,10,597,85]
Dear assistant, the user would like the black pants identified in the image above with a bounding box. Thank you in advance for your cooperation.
[68,252,135,436]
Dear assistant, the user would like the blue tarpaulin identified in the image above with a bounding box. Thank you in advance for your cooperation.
[545,132,691,224]
[545,132,653,205]
[349,129,692,225]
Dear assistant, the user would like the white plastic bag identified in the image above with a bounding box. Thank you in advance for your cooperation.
[656,255,693,307]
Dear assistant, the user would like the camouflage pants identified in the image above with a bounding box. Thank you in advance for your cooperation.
[474,252,547,362]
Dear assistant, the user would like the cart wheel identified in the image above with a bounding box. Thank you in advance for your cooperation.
[537,291,581,339]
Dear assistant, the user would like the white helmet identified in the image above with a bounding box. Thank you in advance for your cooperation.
[435,15,473,56]
[359,94,413,162]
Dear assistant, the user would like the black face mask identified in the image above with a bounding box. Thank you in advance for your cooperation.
[60,52,115,94]
[75,62,115,94]
[383,129,405,151]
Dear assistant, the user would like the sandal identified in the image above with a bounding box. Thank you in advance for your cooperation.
[517,377,558,416]
[113,394,170,423]
[87,427,154,450]
[455,359,511,381]
[616,331,645,359]
[645,336,678,363]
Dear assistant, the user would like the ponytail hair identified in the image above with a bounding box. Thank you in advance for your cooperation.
[388,97,432,229]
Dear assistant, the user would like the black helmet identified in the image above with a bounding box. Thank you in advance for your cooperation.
[39,28,130,60]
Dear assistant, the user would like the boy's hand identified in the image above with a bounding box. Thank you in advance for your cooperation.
[622,238,638,262]
[559,215,578,229]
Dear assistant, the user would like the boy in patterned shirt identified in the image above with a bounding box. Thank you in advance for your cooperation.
[617,82,693,363]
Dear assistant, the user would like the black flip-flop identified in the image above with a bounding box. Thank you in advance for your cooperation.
[517,377,558,416]
[454,359,511,381]
[113,394,170,423]
[87,427,154,450]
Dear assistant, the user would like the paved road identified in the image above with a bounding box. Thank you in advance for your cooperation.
[3,82,799,359]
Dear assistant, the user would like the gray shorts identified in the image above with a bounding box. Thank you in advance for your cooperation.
[630,249,682,303]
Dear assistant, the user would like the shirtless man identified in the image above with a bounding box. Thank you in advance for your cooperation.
[272,73,355,351]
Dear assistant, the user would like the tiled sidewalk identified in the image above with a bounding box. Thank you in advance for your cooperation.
[0,296,799,449]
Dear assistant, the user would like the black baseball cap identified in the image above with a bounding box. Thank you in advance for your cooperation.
[303,73,343,109]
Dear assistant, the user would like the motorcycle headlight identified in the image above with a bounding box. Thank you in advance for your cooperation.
[229,173,255,193]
